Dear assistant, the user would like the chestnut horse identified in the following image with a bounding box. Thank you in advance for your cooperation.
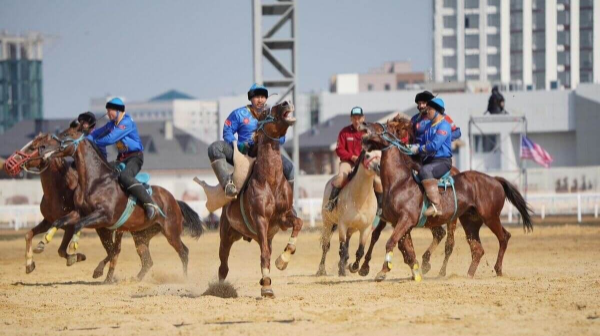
[217,101,302,297]
[361,118,532,282]
[32,126,204,279]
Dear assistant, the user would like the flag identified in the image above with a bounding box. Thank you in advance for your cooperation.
[520,136,553,168]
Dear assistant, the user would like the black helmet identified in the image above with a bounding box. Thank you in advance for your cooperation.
[247,83,269,100]
[78,111,97,128]
[415,90,435,103]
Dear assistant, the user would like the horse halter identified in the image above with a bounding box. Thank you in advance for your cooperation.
[374,122,414,155]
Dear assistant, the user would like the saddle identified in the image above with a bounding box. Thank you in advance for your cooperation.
[412,170,457,227]
[196,141,256,212]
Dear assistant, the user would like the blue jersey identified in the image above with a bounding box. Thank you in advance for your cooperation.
[417,118,453,159]
[87,113,143,159]
[223,106,285,146]
[411,113,461,143]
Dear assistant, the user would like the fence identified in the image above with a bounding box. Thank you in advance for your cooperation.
[1,194,599,230]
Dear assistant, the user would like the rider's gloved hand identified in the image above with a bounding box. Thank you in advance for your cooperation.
[237,142,249,154]
[410,145,420,154]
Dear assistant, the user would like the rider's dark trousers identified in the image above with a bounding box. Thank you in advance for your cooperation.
[118,152,154,205]
[208,140,295,182]
[419,157,452,180]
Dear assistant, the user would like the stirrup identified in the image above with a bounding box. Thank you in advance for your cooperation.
[224,181,238,198]
[425,204,439,217]
[144,203,160,220]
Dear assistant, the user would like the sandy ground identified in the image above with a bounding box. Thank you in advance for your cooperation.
[0,225,599,336]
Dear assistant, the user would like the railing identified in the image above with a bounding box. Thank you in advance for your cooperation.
[1,194,599,230]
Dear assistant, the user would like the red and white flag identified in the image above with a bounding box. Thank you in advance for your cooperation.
[520,136,553,168]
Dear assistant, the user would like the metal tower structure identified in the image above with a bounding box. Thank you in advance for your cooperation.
[252,0,299,202]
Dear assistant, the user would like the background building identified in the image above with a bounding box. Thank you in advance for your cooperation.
[330,61,426,94]
[0,31,43,134]
[433,0,600,90]
[90,90,219,144]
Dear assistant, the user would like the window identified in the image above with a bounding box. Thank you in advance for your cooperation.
[533,31,545,50]
[465,35,479,49]
[511,13,523,30]
[397,82,406,90]
[533,12,545,30]
[557,51,570,66]
[580,10,593,28]
[465,14,479,28]
[510,0,523,10]
[444,15,457,29]
[488,0,500,7]
[384,84,390,91]
[466,55,479,69]
[511,53,523,71]
[533,0,545,10]
[488,34,500,48]
[511,32,523,50]
[443,56,457,68]
[580,30,593,48]
[557,11,570,26]
[533,51,545,71]
[465,0,479,9]
[533,73,546,90]
[558,71,571,88]
[443,0,456,8]
[580,71,593,83]
[557,30,570,45]
[581,0,593,6]
[443,36,457,49]
[473,135,497,153]
[580,50,593,68]
[488,13,500,28]
[488,54,500,68]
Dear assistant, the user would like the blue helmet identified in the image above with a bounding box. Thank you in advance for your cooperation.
[106,97,125,112]
[247,83,268,100]
[427,97,445,114]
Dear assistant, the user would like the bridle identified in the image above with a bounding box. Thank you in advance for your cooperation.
[256,103,285,142]
[374,122,415,155]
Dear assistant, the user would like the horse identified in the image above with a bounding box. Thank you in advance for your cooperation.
[216,100,302,297]
[317,150,381,277]
[361,117,533,282]
[31,125,204,280]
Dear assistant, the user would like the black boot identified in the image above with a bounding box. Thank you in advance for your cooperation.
[375,192,383,217]
[128,184,157,220]
[325,186,342,212]
[211,159,237,198]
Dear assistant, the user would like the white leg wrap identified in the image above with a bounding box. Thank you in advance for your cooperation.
[262,268,270,278]
[280,250,292,263]
[288,237,297,246]
[385,251,394,263]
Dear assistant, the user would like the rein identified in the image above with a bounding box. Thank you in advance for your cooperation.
[375,122,414,155]
[256,106,280,142]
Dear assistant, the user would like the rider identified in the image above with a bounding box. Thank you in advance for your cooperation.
[410,97,452,217]
[86,97,158,220]
[208,83,294,198]
[411,90,461,143]
[324,106,384,212]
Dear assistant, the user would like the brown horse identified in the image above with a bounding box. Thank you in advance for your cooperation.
[361,118,532,281]
[32,126,204,280]
[217,101,302,297]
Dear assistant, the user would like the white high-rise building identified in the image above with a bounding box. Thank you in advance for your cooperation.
[433,0,599,90]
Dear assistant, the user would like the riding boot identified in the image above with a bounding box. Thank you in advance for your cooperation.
[128,184,157,220]
[422,179,442,217]
[325,185,342,212]
[375,192,383,217]
[211,159,237,198]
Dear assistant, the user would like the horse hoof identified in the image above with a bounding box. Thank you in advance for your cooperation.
[77,253,87,262]
[349,262,360,273]
[375,271,387,282]
[421,262,431,275]
[103,277,116,285]
[33,242,45,254]
[338,270,346,277]
[25,262,36,274]
[358,266,370,277]
[261,286,275,298]
[316,268,327,277]
[438,269,447,277]
[275,255,289,271]
[66,255,77,267]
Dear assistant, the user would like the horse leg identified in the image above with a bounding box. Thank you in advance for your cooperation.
[350,226,372,273]
[65,211,106,266]
[161,218,189,277]
[422,226,446,275]
[484,216,511,276]
[57,225,87,263]
[25,219,52,274]
[36,211,80,252]
[398,231,422,281]
[255,215,274,298]
[460,215,485,278]
[359,220,387,276]
[132,225,162,281]
[93,228,115,279]
[375,213,417,282]
[338,228,349,277]
[103,231,123,284]
[316,220,335,276]
[439,219,457,277]
[218,216,241,281]
[275,215,303,271]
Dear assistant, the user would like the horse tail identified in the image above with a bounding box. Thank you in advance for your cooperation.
[177,201,205,239]
[495,177,533,232]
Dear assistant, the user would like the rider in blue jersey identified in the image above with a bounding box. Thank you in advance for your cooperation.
[87,98,158,220]
[411,90,461,143]
[410,97,453,217]
[208,84,294,198]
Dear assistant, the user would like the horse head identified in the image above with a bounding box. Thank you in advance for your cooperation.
[360,115,412,151]
[4,132,64,176]
[254,100,296,143]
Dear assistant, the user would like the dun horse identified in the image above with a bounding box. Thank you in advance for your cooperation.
[30,125,204,280]
[361,118,532,281]
[215,101,302,297]
[317,150,381,276]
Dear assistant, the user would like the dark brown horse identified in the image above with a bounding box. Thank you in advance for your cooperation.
[32,126,204,280]
[218,101,302,297]
[361,118,532,281]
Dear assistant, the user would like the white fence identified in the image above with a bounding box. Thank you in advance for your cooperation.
[1,194,599,231]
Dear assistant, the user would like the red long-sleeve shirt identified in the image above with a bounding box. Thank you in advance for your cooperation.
[335,125,364,163]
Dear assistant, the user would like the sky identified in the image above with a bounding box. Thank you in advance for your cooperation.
[1,0,432,118]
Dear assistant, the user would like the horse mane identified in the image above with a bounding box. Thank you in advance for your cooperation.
[346,150,366,183]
